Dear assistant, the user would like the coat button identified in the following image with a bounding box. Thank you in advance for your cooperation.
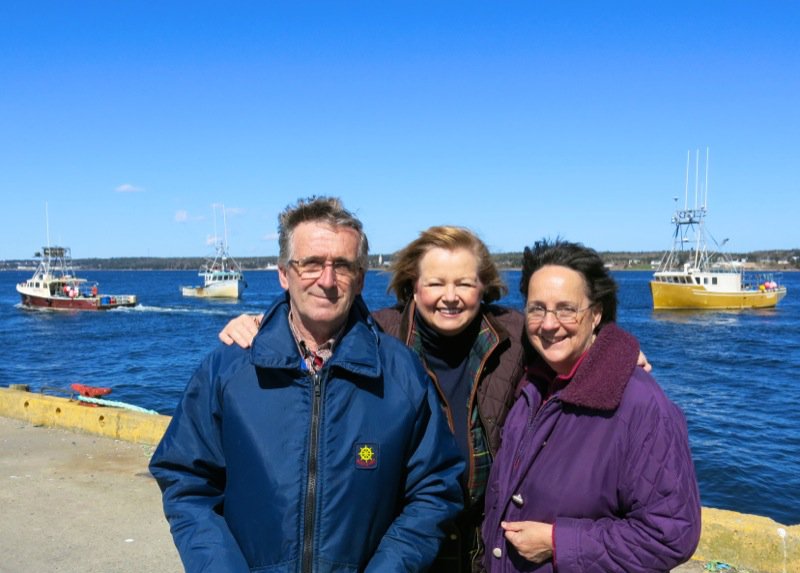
[492,547,503,558]
[511,493,524,506]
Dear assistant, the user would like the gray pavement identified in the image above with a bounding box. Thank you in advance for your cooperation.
[0,416,181,573]
[0,416,728,573]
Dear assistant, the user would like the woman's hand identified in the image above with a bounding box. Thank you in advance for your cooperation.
[501,520,553,563]
[218,314,262,348]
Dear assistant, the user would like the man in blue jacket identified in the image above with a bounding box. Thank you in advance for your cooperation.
[150,196,464,572]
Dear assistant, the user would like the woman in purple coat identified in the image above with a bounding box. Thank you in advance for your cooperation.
[482,239,701,573]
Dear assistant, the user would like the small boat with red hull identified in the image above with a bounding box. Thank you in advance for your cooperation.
[16,246,138,311]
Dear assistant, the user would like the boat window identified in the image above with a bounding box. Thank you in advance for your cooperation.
[695,277,700,284]
[712,277,717,285]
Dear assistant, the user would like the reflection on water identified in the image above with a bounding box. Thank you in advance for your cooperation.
[651,307,783,326]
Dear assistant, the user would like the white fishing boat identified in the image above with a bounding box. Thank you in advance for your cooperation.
[650,150,787,310]
[181,205,247,299]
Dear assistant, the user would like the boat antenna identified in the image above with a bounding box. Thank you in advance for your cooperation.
[684,150,690,209]
[704,147,710,209]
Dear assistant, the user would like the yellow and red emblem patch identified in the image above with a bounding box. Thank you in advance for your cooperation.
[354,442,378,469]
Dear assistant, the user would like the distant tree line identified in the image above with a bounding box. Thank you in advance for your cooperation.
[3,249,798,271]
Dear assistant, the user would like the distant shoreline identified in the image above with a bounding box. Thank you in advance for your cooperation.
[2,248,798,272]
[2,265,797,273]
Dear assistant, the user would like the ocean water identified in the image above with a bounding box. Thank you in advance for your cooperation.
[2,269,799,525]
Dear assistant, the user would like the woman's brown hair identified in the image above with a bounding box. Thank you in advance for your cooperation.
[388,225,507,305]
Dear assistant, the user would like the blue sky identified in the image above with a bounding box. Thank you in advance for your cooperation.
[2,1,798,260]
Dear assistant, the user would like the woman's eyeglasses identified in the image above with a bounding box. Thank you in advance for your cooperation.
[525,304,593,324]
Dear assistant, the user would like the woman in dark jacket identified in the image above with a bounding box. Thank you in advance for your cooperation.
[371,226,526,572]
[220,226,526,572]
[481,239,700,573]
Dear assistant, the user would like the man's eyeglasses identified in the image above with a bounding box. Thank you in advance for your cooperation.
[287,257,361,281]
[525,304,594,325]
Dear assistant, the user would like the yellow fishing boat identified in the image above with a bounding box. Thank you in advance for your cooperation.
[650,150,787,310]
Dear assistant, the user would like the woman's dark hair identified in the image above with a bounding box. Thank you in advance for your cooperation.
[519,238,617,328]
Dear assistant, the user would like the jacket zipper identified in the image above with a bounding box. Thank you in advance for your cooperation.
[302,371,323,572]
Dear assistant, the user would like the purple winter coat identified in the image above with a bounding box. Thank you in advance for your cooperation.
[482,324,701,573]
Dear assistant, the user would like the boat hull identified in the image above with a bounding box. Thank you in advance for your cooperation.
[17,291,138,311]
[181,279,244,299]
[650,281,787,310]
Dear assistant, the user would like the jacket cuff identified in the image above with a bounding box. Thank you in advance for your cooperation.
[552,516,585,572]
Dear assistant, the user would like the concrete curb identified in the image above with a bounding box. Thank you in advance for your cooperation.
[1,386,798,573]
[694,507,798,573]
[0,387,170,446]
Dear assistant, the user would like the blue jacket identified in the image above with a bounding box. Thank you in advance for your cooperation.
[150,294,465,572]
[482,324,701,572]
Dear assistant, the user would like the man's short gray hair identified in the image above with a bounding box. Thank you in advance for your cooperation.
[277,196,369,269]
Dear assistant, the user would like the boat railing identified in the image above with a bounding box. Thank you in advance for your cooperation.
[78,281,100,298]
[742,271,784,291]
[97,294,137,306]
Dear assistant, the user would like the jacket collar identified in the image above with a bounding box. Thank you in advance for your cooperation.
[526,323,640,412]
[251,293,381,379]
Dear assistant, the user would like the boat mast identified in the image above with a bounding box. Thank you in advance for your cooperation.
[684,150,690,210]
[222,204,229,253]
[45,201,51,250]
[704,147,710,210]
[212,204,219,249]
[693,149,701,268]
